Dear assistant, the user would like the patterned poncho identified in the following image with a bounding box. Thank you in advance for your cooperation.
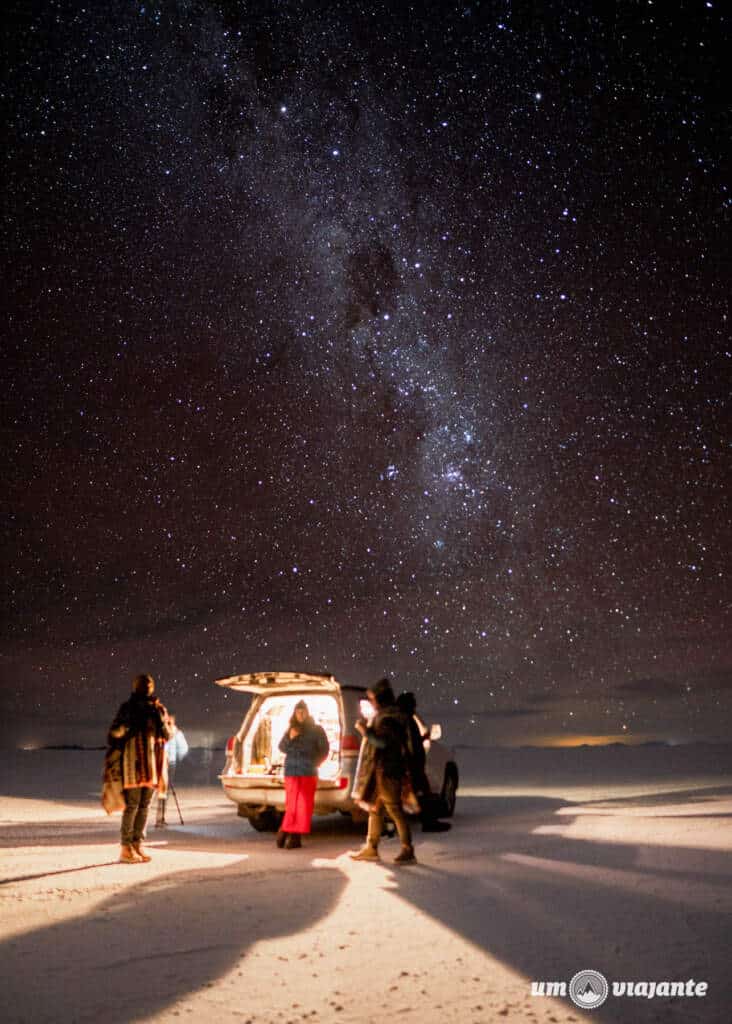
[102,694,171,813]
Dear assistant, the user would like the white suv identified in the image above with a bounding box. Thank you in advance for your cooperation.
[216,671,459,832]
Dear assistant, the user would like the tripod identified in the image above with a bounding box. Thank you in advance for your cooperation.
[156,779,184,826]
[168,779,184,825]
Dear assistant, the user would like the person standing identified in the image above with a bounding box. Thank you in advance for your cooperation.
[156,713,189,826]
[350,678,417,865]
[395,691,451,832]
[276,700,329,849]
[107,673,172,863]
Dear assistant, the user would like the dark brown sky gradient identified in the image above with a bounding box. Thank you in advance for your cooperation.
[2,0,730,748]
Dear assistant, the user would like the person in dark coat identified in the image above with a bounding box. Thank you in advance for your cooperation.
[396,691,451,833]
[350,678,417,864]
[277,700,330,849]
[107,673,172,863]
[395,692,428,797]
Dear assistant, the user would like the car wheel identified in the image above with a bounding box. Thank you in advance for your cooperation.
[246,807,283,832]
[440,765,458,817]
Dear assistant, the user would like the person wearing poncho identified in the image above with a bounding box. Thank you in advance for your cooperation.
[276,700,329,849]
[104,673,172,863]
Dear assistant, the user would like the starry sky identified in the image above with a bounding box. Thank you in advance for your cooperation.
[3,0,730,750]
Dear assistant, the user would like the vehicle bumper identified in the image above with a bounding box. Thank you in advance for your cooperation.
[220,775,355,814]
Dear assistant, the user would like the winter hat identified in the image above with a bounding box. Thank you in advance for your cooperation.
[294,699,309,712]
[371,677,396,708]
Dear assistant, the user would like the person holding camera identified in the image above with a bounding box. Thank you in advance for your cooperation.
[276,700,329,849]
[350,677,418,865]
[106,673,172,863]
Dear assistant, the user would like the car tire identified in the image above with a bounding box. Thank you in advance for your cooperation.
[440,765,458,817]
[245,807,283,832]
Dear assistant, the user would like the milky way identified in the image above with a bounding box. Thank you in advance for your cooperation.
[3,1,730,747]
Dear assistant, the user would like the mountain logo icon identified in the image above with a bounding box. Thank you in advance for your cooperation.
[569,969,610,1009]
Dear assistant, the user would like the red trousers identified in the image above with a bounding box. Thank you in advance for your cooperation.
[282,775,318,833]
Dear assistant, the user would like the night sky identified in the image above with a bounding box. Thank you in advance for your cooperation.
[3,1,730,750]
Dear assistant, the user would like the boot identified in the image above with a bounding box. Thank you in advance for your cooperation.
[285,833,302,849]
[349,843,380,861]
[131,841,152,862]
[119,844,142,864]
[394,845,416,865]
[276,830,288,848]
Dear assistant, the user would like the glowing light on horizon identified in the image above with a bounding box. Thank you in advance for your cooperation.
[519,734,662,748]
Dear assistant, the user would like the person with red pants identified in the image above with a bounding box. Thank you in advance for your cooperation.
[276,700,329,848]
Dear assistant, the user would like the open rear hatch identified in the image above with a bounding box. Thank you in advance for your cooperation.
[215,671,341,695]
[216,672,343,784]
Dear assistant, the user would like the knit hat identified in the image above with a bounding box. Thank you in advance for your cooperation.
[294,699,309,712]
[370,677,396,708]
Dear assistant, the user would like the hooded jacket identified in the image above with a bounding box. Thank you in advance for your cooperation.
[278,721,330,777]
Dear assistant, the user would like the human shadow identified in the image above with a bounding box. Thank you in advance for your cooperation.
[3,789,730,1023]
[651,812,732,819]
[580,784,732,807]
[0,861,120,885]
[449,795,732,883]
[1,857,347,1024]
[385,793,732,1023]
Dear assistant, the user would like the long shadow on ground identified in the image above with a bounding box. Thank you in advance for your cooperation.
[2,858,347,1024]
[389,794,732,1024]
[2,790,731,1023]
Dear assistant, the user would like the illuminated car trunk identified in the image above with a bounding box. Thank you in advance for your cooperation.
[240,691,343,785]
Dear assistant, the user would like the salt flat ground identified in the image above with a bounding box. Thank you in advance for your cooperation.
[0,748,730,1024]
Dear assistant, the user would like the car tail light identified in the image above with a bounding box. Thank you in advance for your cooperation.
[342,734,360,751]
[225,736,235,754]
[338,776,349,789]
